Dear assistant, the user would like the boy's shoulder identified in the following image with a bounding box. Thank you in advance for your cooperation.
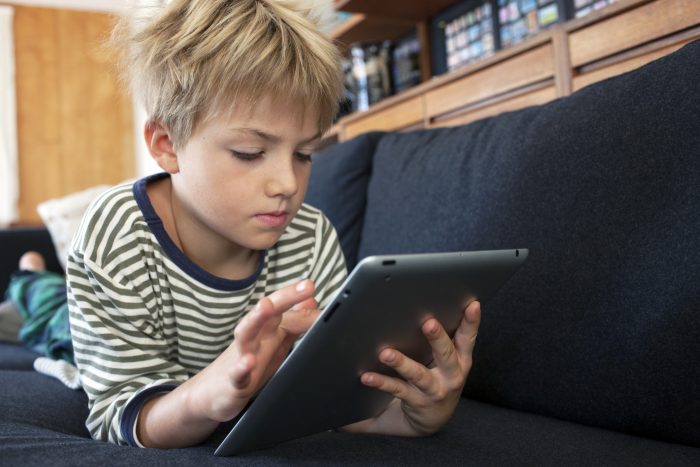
[71,180,143,257]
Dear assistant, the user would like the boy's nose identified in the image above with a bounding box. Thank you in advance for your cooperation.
[265,158,298,198]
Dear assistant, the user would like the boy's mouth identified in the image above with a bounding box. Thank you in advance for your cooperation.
[255,211,289,228]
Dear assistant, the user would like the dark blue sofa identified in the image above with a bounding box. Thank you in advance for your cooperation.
[1,40,698,466]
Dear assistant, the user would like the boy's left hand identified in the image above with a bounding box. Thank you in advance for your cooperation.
[343,300,481,437]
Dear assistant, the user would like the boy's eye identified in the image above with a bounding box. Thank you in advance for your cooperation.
[232,150,263,161]
[295,152,313,163]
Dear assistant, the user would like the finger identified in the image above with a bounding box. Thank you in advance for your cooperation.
[230,353,256,389]
[360,371,423,407]
[378,348,437,395]
[254,281,316,338]
[423,318,461,377]
[291,297,318,312]
[453,301,481,362]
[267,279,316,314]
[280,306,320,335]
[233,298,279,350]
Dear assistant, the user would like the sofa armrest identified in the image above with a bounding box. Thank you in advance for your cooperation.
[0,227,63,294]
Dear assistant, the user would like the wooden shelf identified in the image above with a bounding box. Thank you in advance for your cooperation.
[330,13,414,46]
[334,0,459,21]
[330,0,461,48]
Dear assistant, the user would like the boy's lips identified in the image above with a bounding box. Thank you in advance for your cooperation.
[255,211,289,228]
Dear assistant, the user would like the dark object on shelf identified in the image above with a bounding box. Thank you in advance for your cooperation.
[431,0,501,76]
[347,42,394,112]
[365,42,393,105]
[391,32,422,94]
[337,58,357,120]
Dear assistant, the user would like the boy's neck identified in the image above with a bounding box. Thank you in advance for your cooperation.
[146,175,260,281]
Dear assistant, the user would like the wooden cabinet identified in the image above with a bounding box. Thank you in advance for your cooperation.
[572,37,696,92]
[344,95,424,139]
[431,84,557,129]
[568,0,700,92]
[567,0,700,67]
[329,0,700,143]
[13,6,134,225]
[425,42,555,122]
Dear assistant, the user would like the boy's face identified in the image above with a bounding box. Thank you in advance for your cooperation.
[170,94,321,253]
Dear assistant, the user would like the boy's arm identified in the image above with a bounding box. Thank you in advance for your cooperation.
[68,250,319,447]
[343,301,481,437]
[67,252,192,445]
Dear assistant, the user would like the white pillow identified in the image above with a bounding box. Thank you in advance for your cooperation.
[36,185,112,270]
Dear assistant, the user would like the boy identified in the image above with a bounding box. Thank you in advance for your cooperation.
[67,0,481,449]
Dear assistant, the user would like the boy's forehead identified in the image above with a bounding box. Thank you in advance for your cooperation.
[210,92,320,131]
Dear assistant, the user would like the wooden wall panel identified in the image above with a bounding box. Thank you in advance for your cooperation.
[13,6,134,225]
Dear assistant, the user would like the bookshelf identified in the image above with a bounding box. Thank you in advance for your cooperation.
[326,0,700,143]
[330,0,452,86]
[334,0,460,22]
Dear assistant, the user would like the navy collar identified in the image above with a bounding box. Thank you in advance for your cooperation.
[132,173,266,291]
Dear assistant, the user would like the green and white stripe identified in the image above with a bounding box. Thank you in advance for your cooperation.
[66,181,347,445]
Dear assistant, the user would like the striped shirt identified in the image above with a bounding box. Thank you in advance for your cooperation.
[66,174,347,446]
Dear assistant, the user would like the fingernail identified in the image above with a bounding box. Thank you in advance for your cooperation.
[384,350,396,362]
[296,281,307,292]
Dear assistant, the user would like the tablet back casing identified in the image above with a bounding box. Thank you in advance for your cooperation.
[215,249,528,456]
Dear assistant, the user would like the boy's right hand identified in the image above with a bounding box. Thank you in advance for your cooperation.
[137,279,320,448]
[187,279,319,423]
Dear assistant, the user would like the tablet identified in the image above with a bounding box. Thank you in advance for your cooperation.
[215,248,528,456]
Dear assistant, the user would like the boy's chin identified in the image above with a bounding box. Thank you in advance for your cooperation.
[241,232,286,251]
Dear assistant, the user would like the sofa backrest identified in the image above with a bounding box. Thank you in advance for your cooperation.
[308,40,700,446]
[306,131,384,270]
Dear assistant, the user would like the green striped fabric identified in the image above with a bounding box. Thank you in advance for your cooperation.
[66,179,347,445]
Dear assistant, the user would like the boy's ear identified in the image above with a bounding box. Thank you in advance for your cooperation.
[144,121,179,174]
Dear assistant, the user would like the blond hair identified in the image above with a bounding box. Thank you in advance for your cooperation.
[112,0,342,147]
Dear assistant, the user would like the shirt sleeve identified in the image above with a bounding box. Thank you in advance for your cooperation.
[66,250,189,446]
[309,212,348,310]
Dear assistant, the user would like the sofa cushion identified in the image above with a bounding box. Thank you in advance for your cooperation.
[2,370,698,466]
[0,301,22,343]
[305,131,384,270]
[358,39,700,446]
[0,342,40,370]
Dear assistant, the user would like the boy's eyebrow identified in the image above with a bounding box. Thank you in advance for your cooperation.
[231,128,321,145]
